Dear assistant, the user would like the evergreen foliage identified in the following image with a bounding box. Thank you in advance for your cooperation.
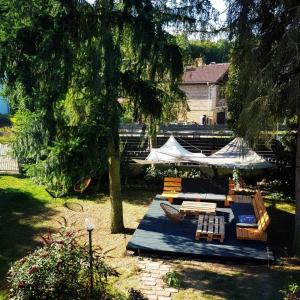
[226,0,300,255]
[0,0,215,232]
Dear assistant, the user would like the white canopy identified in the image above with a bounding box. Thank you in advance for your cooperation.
[190,137,272,169]
[134,136,272,169]
[133,135,206,164]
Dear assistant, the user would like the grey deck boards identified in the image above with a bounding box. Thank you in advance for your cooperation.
[127,200,274,262]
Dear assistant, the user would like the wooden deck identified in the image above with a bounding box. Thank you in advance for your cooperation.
[127,199,274,263]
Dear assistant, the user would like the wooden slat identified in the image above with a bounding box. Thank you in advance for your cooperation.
[164,177,181,183]
[164,182,182,187]
[215,216,219,235]
[163,186,181,192]
[195,215,225,243]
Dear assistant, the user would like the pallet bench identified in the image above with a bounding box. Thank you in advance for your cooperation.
[195,215,225,242]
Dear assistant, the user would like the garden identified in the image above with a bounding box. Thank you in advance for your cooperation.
[0,0,300,299]
[0,174,299,299]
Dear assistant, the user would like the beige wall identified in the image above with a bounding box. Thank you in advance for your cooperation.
[180,84,208,99]
[179,83,227,124]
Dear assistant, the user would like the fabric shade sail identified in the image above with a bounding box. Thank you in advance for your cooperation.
[134,136,272,169]
[188,137,273,169]
[133,135,206,164]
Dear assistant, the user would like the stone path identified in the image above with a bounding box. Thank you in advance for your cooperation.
[138,258,179,300]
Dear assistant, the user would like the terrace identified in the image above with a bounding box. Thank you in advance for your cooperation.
[127,199,273,263]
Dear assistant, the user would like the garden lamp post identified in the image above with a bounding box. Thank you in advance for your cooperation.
[85,218,94,296]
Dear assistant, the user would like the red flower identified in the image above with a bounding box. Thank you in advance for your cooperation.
[29,266,38,274]
[18,281,25,289]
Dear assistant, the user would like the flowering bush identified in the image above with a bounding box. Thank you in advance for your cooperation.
[7,228,118,300]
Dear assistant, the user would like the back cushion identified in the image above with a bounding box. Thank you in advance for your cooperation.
[182,178,228,194]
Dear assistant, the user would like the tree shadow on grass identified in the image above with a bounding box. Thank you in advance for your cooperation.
[267,201,295,257]
[177,264,300,300]
[0,188,56,291]
[122,189,154,206]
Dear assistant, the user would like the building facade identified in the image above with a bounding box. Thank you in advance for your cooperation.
[179,62,229,125]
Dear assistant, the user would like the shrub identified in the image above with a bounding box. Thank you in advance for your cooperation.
[128,288,148,300]
[7,227,118,300]
[144,166,202,184]
[163,271,181,289]
[280,282,300,300]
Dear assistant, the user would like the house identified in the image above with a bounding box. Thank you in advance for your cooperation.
[179,62,229,125]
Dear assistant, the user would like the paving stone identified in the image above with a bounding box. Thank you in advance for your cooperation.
[140,286,153,291]
[156,290,171,297]
[159,270,169,275]
[143,281,156,286]
[141,276,156,281]
[147,265,160,270]
[149,269,161,274]
[165,287,179,293]
[151,273,162,278]
[157,296,172,300]
[152,286,164,291]
[147,295,158,300]
[160,265,171,270]
[155,279,165,285]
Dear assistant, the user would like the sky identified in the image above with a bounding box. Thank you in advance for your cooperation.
[210,0,227,23]
[85,0,227,23]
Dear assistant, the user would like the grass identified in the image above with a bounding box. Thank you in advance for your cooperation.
[0,175,300,299]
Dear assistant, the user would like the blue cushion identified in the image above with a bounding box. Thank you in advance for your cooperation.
[230,203,255,220]
[238,215,256,224]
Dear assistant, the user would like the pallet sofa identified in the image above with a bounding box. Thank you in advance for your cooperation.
[160,177,229,205]
[231,190,270,241]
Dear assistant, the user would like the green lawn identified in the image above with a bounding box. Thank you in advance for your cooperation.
[0,175,299,299]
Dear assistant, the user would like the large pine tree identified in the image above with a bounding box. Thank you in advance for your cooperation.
[0,0,215,232]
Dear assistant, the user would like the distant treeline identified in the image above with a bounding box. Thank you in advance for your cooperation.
[188,40,231,64]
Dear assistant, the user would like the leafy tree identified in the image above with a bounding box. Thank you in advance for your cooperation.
[189,39,231,64]
[226,0,300,255]
[0,0,215,233]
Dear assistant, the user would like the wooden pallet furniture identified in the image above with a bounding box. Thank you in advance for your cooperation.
[160,202,184,223]
[74,176,92,193]
[224,179,235,207]
[160,177,228,204]
[236,190,270,241]
[195,215,225,242]
[179,201,216,217]
[161,177,182,203]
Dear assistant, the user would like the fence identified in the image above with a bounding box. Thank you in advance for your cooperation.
[0,144,19,174]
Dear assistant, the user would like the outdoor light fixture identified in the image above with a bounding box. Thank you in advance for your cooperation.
[85,218,94,296]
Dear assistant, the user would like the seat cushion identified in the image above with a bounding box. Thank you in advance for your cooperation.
[238,215,256,224]
[236,222,258,228]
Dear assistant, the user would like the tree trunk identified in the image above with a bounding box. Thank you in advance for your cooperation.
[149,116,157,149]
[108,137,124,233]
[294,110,300,256]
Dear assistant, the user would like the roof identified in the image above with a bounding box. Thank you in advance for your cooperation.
[182,63,230,84]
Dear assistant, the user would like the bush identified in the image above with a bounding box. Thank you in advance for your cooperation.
[280,282,300,300]
[144,166,202,184]
[128,288,148,300]
[163,271,181,289]
[7,227,118,300]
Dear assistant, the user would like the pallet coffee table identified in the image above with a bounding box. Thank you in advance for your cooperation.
[195,215,225,242]
[179,201,216,217]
